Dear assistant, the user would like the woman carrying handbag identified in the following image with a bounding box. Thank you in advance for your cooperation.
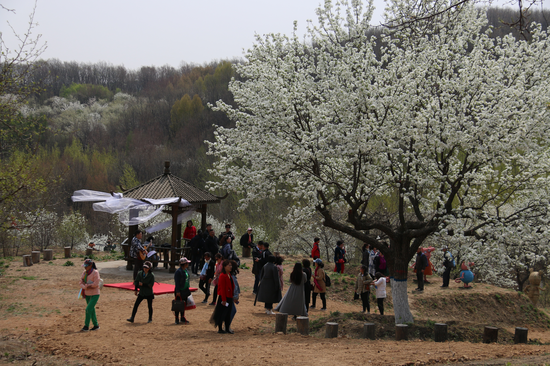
[173,257,191,324]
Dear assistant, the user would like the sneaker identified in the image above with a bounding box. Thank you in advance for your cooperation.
[320,308,327,311]
[201,300,208,304]
[126,318,134,323]
[310,305,316,309]
[174,319,179,325]
[226,329,234,334]
[90,325,100,331]
[81,326,89,332]
[440,285,448,288]
[147,319,152,323]
[182,318,190,325]
[209,302,216,306]
[218,329,226,334]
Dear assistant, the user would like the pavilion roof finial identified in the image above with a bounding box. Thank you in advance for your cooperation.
[164,161,170,175]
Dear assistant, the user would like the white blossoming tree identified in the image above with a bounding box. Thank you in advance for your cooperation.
[207,0,550,323]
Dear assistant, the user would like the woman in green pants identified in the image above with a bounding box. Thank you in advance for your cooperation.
[79,259,101,331]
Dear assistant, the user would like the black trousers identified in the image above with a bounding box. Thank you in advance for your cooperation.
[360,291,370,312]
[304,284,311,312]
[416,269,424,290]
[216,297,234,331]
[133,257,143,281]
[442,266,451,287]
[312,292,326,309]
[199,279,211,301]
[377,298,384,315]
[131,294,153,320]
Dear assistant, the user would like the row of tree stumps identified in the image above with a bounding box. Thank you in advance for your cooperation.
[22,249,54,266]
[274,314,528,344]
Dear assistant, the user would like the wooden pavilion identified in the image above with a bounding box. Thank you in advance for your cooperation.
[122,161,221,273]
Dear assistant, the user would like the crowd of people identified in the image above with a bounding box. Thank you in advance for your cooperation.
[79,227,456,333]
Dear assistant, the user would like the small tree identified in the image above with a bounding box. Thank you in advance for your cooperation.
[58,211,88,249]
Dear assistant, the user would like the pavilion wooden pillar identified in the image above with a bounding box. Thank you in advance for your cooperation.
[169,202,179,273]
[199,204,207,231]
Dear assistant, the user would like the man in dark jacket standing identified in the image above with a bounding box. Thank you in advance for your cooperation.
[204,229,219,257]
[188,230,204,275]
[240,228,254,248]
[415,247,428,292]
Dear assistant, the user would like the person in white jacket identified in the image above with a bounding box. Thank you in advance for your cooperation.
[373,272,386,315]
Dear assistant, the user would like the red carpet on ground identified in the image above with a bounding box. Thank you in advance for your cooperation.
[103,282,197,295]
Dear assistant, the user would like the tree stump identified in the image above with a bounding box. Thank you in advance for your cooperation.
[325,322,338,338]
[434,323,448,342]
[31,251,40,263]
[483,326,499,343]
[362,322,376,340]
[275,313,288,334]
[23,255,33,267]
[242,246,251,258]
[296,316,309,335]
[85,248,93,257]
[396,324,408,341]
[43,249,53,261]
[64,247,71,258]
[514,327,528,344]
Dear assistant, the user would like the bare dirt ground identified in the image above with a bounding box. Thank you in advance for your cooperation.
[1,250,550,366]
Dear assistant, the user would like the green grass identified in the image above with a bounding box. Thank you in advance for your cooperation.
[20,276,37,280]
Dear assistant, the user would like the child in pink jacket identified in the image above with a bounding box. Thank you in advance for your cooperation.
[79,259,101,331]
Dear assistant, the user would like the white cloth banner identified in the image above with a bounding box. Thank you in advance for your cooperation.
[145,209,196,234]
[70,189,192,228]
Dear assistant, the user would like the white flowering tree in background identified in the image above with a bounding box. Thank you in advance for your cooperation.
[207,0,550,323]
[58,211,88,249]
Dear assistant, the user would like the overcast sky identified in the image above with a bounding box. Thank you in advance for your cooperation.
[0,0,528,70]
[0,0,387,70]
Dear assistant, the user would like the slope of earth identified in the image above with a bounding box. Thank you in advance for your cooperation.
[0,250,549,366]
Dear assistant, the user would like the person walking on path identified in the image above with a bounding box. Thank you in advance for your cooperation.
[275,262,308,319]
[311,237,320,260]
[354,265,373,314]
[213,260,235,333]
[373,272,386,315]
[229,260,241,327]
[79,259,101,332]
[127,261,155,324]
[173,258,191,324]
[257,255,282,315]
[311,259,327,310]
[302,259,312,313]
[414,247,428,292]
[209,253,224,305]
[361,243,369,267]
[441,246,454,288]
[199,252,215,303]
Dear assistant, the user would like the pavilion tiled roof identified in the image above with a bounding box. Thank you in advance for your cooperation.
[123,162,220,204]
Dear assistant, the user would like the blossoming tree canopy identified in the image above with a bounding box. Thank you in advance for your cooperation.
[207,0,550,323]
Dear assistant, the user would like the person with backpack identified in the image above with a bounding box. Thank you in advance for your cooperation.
[441,246,454,288]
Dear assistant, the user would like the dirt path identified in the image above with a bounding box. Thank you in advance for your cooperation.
[1,253,549,365]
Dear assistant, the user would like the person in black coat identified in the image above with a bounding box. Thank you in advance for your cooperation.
[204,229,219,257]
[257,255,281,314]
[252,241,264,294]
[414,247,428,292]
[240,228,254,248]
[199,252,216,303]
[188,230,204,275]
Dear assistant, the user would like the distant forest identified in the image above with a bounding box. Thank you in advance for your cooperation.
[16,7,550,242]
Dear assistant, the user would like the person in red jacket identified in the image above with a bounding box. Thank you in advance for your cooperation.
[311,237,320,260]
[214,260,235,334]
[183,220,196,243]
